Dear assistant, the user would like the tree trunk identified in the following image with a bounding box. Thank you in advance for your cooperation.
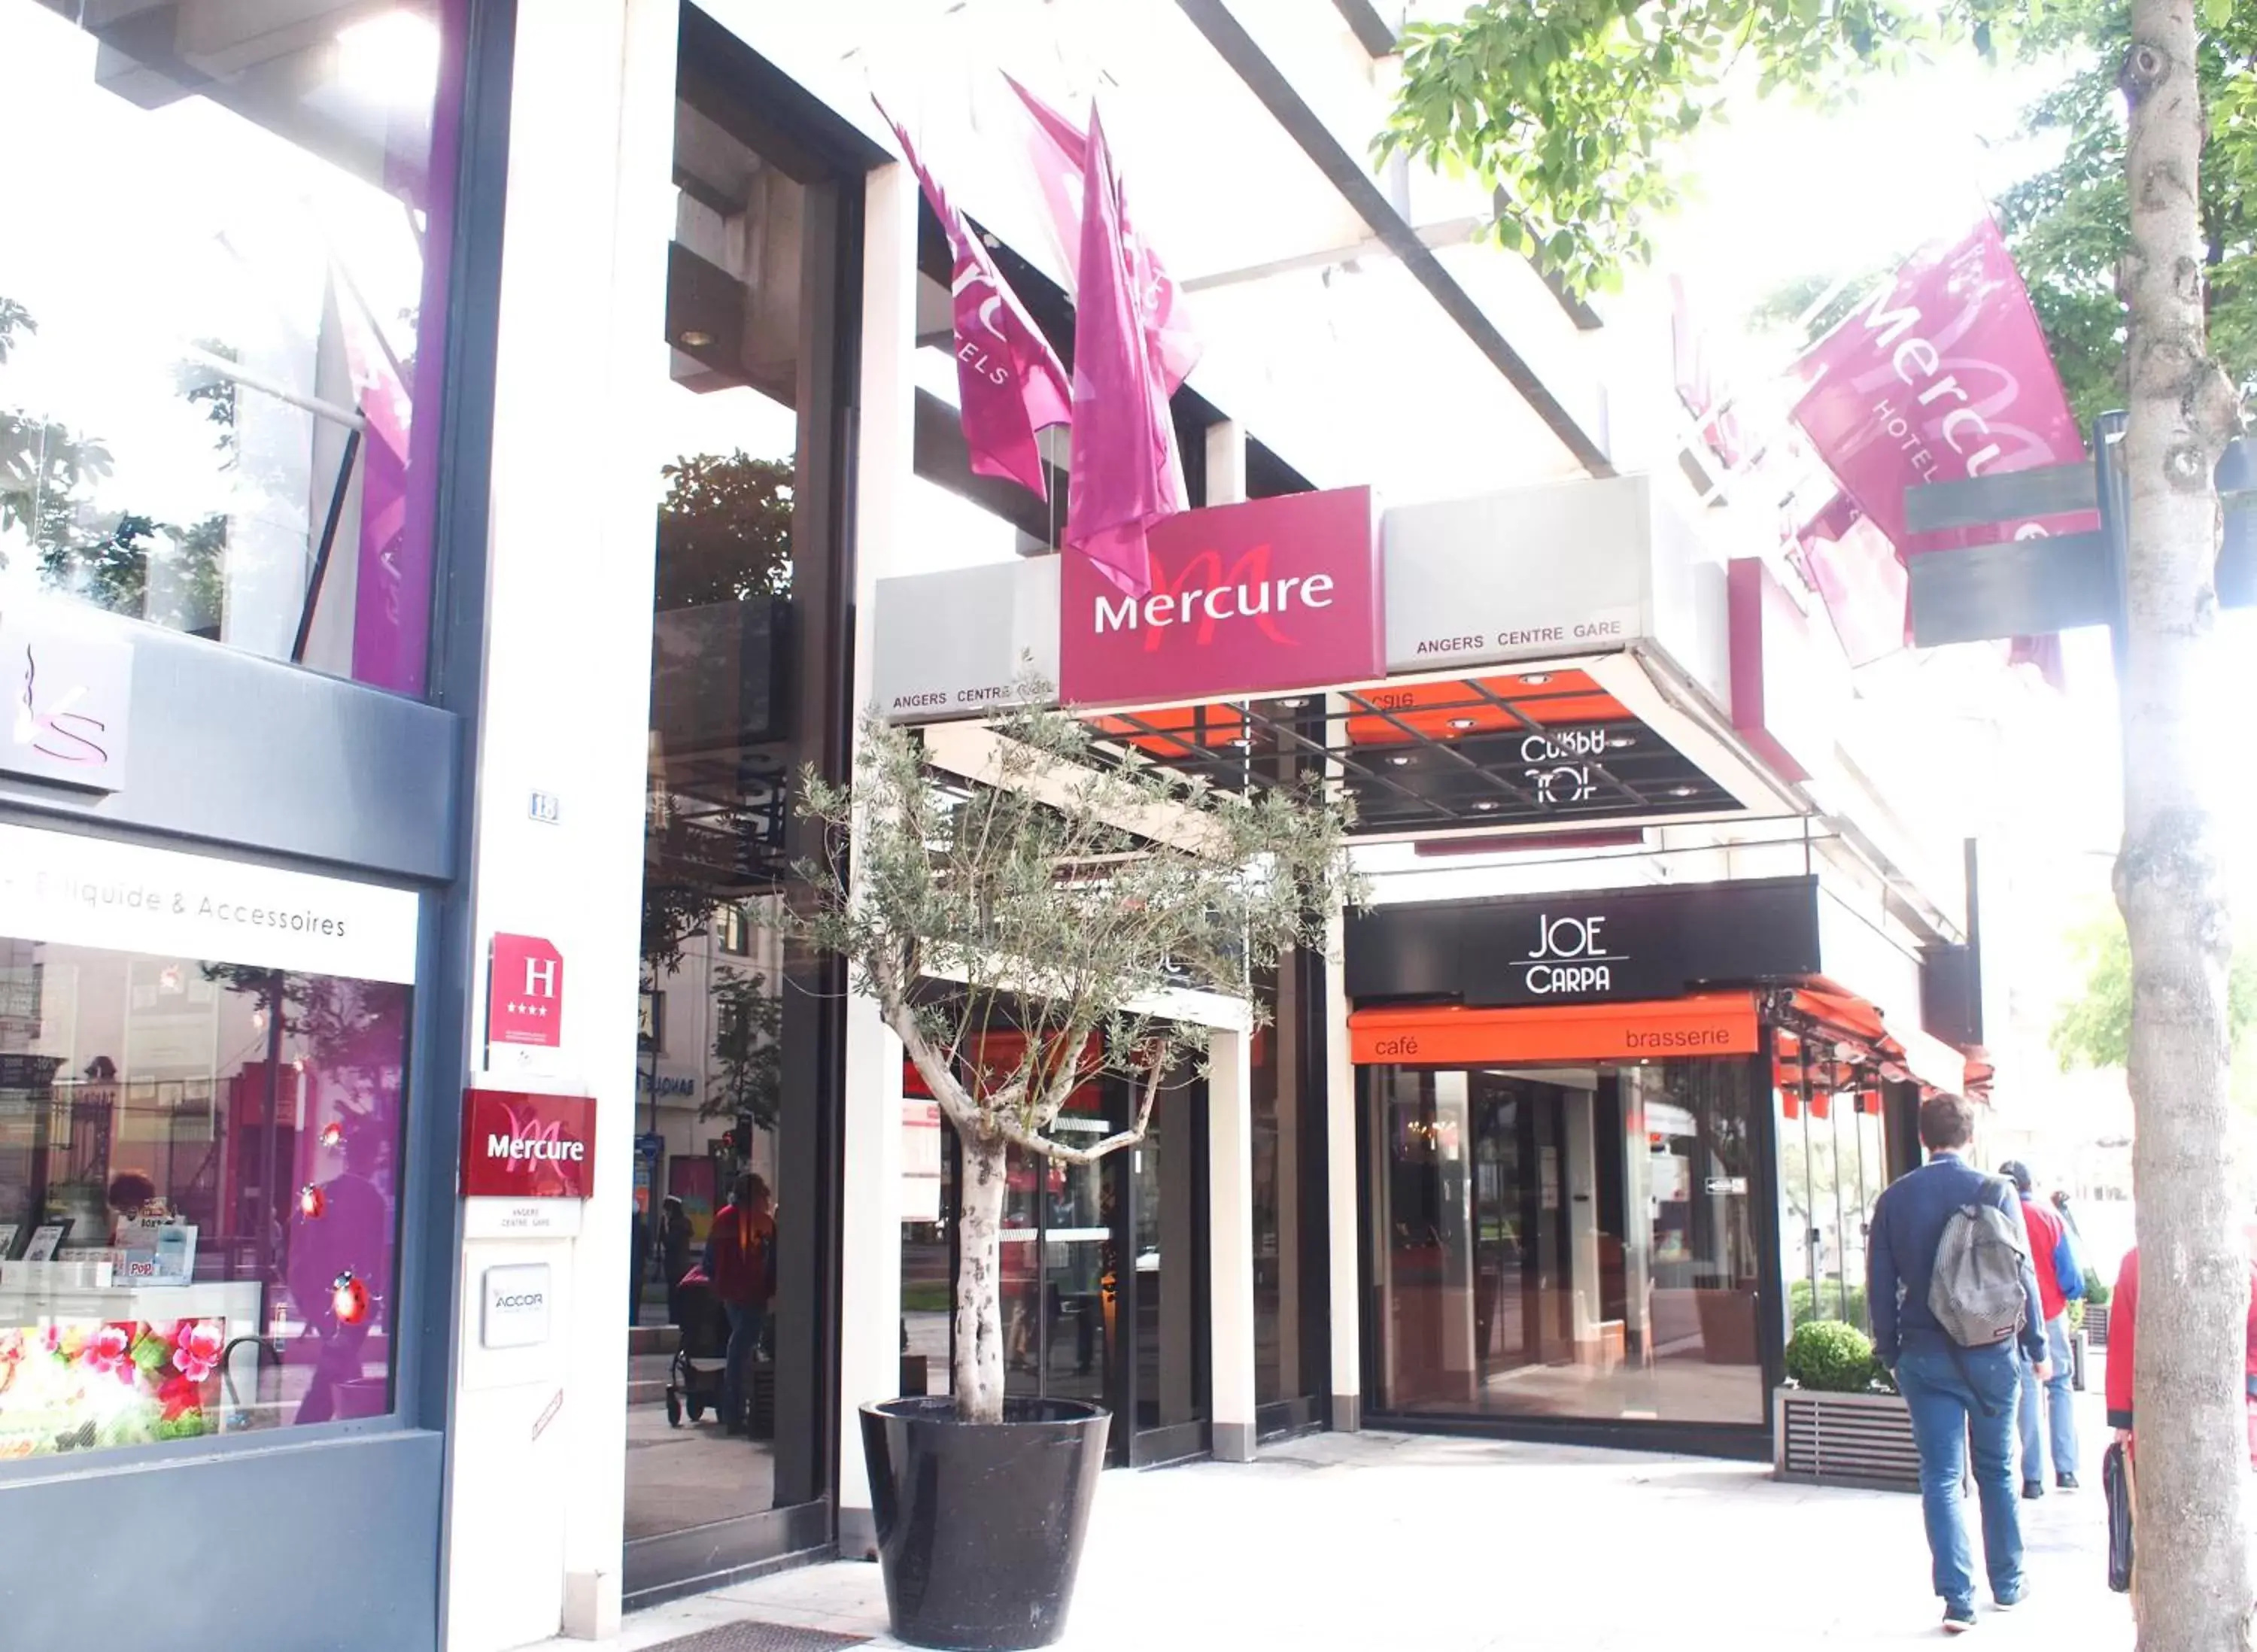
[2119,2,2250,1646]
[955,1128,1010,1423]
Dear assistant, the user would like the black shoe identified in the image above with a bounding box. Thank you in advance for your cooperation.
[2021,1480,2044,1500]
[1994,1582,2028,1611]
[2057,1472,2080,1490]
[1943,1602,1977,1634]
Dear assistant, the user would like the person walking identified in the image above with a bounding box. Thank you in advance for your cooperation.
[704,1172,776,1436]
[660,1195,694,1329]
[2101,1241,2257,1619]
[1999,1162,2084,1496]
[1869,1094,2049,1633]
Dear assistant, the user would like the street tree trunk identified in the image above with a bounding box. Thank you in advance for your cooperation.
[2119,0,2250,1645]
[954,1126,1010,1423]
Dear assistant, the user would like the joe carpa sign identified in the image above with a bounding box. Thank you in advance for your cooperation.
[1057,487,1382,709]
[461,1089,597,1199]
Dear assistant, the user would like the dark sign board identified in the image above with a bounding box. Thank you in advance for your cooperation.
[1346,876,1823,1008]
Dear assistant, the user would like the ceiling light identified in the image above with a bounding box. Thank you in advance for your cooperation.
[1519,673,1552,686]
[1666,784,1698,797]
[1607,735,1636,749]
[1387,755,1414,767]
[1472,800,1500,812]
[679,329,714,349]
[1448,717,1478,730]
[336,12,441,103]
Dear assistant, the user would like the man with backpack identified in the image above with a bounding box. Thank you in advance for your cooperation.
[1868,1094,2049,1633]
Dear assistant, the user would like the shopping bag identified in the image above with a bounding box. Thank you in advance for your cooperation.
[2104,1439,2136,1594]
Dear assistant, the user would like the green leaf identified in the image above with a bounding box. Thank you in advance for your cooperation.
[2202,0,2231,29]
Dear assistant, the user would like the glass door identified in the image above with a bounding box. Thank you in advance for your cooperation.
[1119,1080,1209,1465]
[1372,1056,1769,1429]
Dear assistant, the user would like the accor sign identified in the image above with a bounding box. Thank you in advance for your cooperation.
[461,1089,597,1199]
[1058,487,1381,709]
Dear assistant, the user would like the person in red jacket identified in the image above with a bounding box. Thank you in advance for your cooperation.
[704,1172,776,1435]
[2103,1244,2257,1465]
[2000,1162,2085,1496]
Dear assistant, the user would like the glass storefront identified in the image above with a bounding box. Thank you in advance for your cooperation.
[621,11,861,1595]
[911,1044,1214,1465]
[1369,1055,1767,1427]
[0,0,463,695]
[0,823,421,1463]
[1776,1034,1898,1335]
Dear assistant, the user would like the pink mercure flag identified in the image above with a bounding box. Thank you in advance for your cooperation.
[1064,102,1184,598]
[1001,73,1201,396]
[1790,217,2088,680]
[877,100,1070,502]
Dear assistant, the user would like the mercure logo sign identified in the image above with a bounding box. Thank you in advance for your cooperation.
[1059,486,1381,709]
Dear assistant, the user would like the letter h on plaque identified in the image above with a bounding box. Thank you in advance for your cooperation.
[489,934,566,1050]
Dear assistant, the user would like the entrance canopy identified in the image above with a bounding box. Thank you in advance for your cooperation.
[875,474,1800,842]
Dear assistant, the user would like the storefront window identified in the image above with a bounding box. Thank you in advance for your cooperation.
[0,934,410,1458]
[1780,1060,1889,1332]
[1372,1056,1766,1426]
[0,0,462,694]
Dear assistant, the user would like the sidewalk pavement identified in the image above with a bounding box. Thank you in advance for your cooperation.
[533,1402,2124,1652]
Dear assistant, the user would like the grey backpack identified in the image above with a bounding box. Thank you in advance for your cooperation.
[1930,1198,2031,1348]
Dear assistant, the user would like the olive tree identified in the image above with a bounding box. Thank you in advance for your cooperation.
[797,697,1356,1423]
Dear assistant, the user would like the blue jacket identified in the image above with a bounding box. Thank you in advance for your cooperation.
[1867,1151,2046,1368]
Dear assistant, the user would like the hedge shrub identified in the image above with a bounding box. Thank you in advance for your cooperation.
[1785,1319,1882,1394]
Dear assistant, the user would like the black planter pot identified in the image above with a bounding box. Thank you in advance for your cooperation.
[860,1395,1110,1651]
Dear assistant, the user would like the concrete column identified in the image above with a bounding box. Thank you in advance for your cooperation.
[440,3,676,1648]
[1323,876,1362,1429]
[1565,1084,1600,1355]
[1204,420,1247,506]
[834,152,919,1559]
[1207,1024,1257,1461]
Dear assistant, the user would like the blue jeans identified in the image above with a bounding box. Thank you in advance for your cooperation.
[2018,1314,2079,1483]
[1897,1344,2025,1610]
[722,1303,766,1429]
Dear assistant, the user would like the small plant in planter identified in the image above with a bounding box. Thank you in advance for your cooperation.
[797,694,1357,1650]
[1776,1319,1926,1489]
[1785,1319,1884,1394]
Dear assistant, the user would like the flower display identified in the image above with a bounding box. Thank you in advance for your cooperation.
[171,1320,225,1383]
[83,1326,135,1382]
[0,1316,226,1456]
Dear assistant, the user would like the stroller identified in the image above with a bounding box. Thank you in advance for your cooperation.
[664,1266,731,1428]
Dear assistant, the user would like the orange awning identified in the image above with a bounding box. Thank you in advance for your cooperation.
[1349,992,1761,1065]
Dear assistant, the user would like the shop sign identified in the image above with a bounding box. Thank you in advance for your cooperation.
[873,556,1062,720]
[489,933,564,1049]
[1381,476,1655,673]
[1347,993,1763,1065]
[1057,487,1382,709]
[0,602,133,792]
[481,1262,553,1349]
[461,1088,597,1198]
[1346,876,1822,1007]
[0,821,418,982]
[463,1198,584,1237]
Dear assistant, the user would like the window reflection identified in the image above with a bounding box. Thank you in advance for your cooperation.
[0,1,459,693]
[1374,1057,1765,1426]
[0,939,409,1456]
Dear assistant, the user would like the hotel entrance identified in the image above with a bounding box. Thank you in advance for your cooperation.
[910,1064,1215,1467]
